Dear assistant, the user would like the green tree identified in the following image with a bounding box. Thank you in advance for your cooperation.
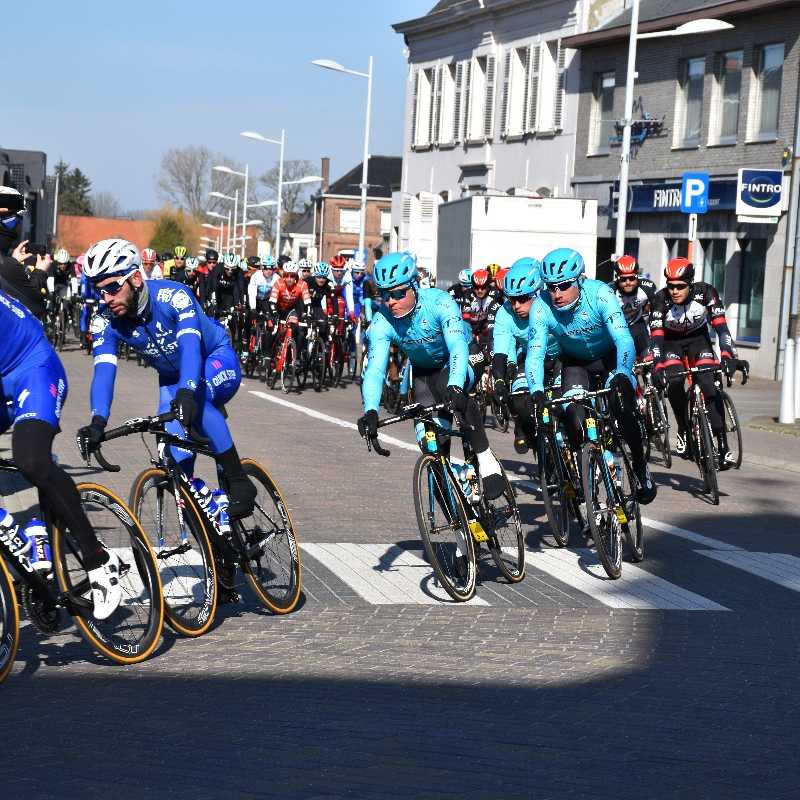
[55,159,93,216]
[149,207,196,253]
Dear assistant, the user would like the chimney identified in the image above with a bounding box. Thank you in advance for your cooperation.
[321,157,330,193]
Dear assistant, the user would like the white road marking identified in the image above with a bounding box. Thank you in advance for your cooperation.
[525,548,728,610]
[642,517,742,551]
[302,542,489,605]
[697,550,800,592]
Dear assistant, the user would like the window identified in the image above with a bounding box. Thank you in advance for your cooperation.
[464,55,496,141]
[737,239,765,341]
[438,65,456,144]
[379,210,391,235]
[412,68,434,148]
[752,43,784,139]
[675,57,705,147]
[712,51,742,143]
[702,239,727,297]
[339,208,360,234]
[589,71,615,154]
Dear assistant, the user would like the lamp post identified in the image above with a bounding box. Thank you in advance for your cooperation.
[241,130,285,258]
[614,8,734,258]
[214,165,250,257]
[312,57,373,264]
[201,222,222,252]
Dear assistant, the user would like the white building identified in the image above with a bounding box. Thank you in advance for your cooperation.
[391,0,620,276]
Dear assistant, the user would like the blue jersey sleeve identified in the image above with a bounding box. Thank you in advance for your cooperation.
[525,299,552,394]
[597,284,636,384]
[361,314,392,412]
[436,292,469,388]
[167,288,204,392]
[492,306,515,361]
[89,314,119,421]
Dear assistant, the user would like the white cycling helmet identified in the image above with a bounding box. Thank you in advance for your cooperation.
[84,238,141,281]
[223,252,240,269]
[283,260,299,275]
[54,248,70,264]
[185,256,199,272]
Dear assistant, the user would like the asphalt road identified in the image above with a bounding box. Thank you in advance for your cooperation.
[3,342,799,799]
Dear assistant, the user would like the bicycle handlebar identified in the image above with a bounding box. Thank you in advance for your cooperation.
[361,402,448,458]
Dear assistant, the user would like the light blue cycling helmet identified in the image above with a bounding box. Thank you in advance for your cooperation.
[540,248,584,284]
[312,261,331,280]
[504,257,543,298]
[458,268,473,288]
[262,255,276,269]
[372,251,418,290]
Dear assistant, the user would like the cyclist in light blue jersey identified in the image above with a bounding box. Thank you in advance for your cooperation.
[526,248,656,504]
[357,251,505,500]
[76,239,257,519]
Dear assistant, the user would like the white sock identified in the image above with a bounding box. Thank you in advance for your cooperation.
[476,448,501,478]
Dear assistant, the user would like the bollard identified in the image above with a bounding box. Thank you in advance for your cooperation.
[795,336,800,420]
[779,338,795,424]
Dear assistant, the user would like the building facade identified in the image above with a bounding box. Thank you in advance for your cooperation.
[1,148,56,247]
[566,0,800,379]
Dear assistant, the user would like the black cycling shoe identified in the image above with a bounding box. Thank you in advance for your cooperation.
[513,437,529,454]
[227,475,257,519]
[635,465,657,505]
[675,431,692,460]
[482,473,506,501]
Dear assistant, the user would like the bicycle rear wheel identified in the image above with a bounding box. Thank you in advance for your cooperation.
[281,338,297,394]
[580,444,622,579]
[129,468,218,637]
[52,484,164,664]
[0,557,19,683]
[539,433,570,547]
[237,459,302,614]
[694,404,719,504]
[311,339,325,392]
[721,391,743,469]
[413,454,476,602]
[485,469,525,583]
[648,392,672,469]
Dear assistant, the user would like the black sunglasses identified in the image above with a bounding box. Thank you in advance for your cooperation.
[380,286,410,301]
[617,275,637,282]
[667,282,689,291]
[510,293,534,304]
[546,280,576,293]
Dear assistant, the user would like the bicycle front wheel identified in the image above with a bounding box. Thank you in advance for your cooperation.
[130,468,218,637]
[237,459,302,614]
[413,454,476,602]
[539,433,570,547]
[694,404,719,505]
[281,338,297,394]
[485,468,525,583]
[0,557,19,683]
[721,391,743,469]
[52,484,164,664]
[580,444,623,579]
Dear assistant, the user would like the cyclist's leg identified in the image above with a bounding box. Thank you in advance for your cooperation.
[660,343,689,453]
[411,369,453,459]
[629,319,651,361]
[559,356,592,452]
[509,353,537,451]
[686,335,728,459]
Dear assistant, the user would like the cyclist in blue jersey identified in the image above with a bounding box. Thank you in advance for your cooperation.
[526,248,656,504]
[357,251,505,500]
[330,255,356,321]
[0,290,123,618]
[78,266,100,347]
[76,239,257,519]
[492,257,559,455]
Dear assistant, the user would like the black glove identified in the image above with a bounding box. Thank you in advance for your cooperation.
[652,368,668,392]
[532,391,546,419]
[721,356,736,378]
[494,378,509,405]
[357,409,379,438]
[171,388,197,429]
[445,385,468,414]
[77,415,107,460]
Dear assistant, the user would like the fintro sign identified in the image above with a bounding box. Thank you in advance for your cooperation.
[736,168,784,217]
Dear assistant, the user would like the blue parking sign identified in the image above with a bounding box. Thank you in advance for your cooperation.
[681,172,710,214]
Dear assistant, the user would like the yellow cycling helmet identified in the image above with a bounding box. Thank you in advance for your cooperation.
[485,263,501,279]
[174,245,188,259]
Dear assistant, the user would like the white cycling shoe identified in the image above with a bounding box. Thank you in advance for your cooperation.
[88,550,122,620]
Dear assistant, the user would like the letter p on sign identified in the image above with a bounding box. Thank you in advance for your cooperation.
[681,172,710,214]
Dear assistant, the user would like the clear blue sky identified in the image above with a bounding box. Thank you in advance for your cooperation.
[6,0,432,211]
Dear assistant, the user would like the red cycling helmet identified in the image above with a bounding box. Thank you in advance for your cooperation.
[615,254,638,278]
[142,247,158,265]
[330,255,347,269]
[495,267,509,293]
[472,269,490,289]
[664,257,694,283]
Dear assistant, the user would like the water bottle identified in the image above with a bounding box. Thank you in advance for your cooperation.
[458,464,472,499]
[603,451,621,489]
[415,421,437,453]
[0,509,32,562]
[212,489,231,536]
[459,464,480,504]
[190,478,219,519]
[23,518,51,572]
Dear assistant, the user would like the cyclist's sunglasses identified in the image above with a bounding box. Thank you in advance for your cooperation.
[667,282,689,291]
[510,293,534,304]
[617,275,637,282]
[380,285,411,301]
[98,271,135,296]
[546,279,576,293]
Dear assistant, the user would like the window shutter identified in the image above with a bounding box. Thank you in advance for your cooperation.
[553,40,566,130]
[483,55,496,139]
[410,69,420,147]
[453,61,464,142]
[500,49,512,136]
[526,44,540,133]
[432,66,443,144]
[462,59,473,140]
[428,68,438,145]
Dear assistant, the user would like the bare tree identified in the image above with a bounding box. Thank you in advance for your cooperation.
[91,191,123,218]
[258,159,317,230]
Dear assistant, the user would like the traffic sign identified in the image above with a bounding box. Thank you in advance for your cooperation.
[681,172,710,214]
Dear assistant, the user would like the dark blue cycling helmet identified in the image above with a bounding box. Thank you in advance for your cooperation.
[504,257,542,298]
[540,248,585,284]
[373,251,418,290]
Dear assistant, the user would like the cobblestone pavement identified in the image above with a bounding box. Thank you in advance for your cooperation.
[3,344,800,799]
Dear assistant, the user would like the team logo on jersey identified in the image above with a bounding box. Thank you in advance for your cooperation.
[156,288,175,303]
[90,315,108,335]
[171,291,191,310]
[17,389,30,408]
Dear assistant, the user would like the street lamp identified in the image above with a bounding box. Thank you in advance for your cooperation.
[614,3,734,258]
[214,164,250,257]
[312,57,373,264]
[241,130,286,258]
[202,222,222,251]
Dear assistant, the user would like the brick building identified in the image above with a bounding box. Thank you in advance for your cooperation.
[57,215,156,257]
[566,0,800,379]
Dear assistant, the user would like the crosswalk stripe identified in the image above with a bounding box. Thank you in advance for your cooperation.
[524,547,728,610]
[302,542,489,605]
[697,550,800,592]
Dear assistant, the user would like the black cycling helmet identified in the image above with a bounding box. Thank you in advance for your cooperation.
[277,254,292,268]
[247,255,261,268]
[205,248,219,262]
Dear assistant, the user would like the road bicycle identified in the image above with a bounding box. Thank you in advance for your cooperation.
[298,318,326,392]
[360,402,524,602]
[267,319,300,394]
[44,293,68,352]
[634,361,671,468]
[0,457,164,681]
[324,315,350,388]
[89,411,302,636]
[243,310,270,380]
